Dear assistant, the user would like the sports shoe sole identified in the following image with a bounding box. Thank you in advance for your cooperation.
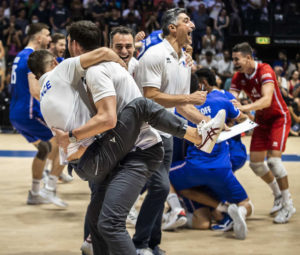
[228,204,247,240]
[199,110,226,153]
[162,216,187,231]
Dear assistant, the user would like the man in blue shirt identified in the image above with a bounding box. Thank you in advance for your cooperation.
[9,23,66,207]
[170,68,253,240]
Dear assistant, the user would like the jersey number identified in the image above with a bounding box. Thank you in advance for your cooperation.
[11,65,17,84]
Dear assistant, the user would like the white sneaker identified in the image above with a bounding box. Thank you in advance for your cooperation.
[273,199,296,224]
[162,208,187,231]
[40,187,68,208]
[228,204,247,240]
[27,190,51,205]
[197,109,226,153]
[59,172,74,183]
[270,195,283,215]
[126,207,138,226]
[81,240,93,255]
[136,248,154,255]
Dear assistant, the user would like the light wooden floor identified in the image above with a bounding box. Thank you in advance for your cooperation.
[0,134,299,255]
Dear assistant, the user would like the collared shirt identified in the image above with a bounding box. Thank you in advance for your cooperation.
[137,39,191,137]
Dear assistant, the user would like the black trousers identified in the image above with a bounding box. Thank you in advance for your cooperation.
[72,97,188,255]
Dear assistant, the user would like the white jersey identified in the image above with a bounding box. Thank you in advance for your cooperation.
[39,57,94,164]
[85,62,161,150]
[137,39,191,137]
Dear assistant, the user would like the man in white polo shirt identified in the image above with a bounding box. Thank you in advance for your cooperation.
[133,8,222,254]
[29,21,225,255]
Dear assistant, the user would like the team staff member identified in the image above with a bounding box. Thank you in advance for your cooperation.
[230,42,295,224]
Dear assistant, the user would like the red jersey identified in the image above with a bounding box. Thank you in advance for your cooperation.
[231,62,289,121]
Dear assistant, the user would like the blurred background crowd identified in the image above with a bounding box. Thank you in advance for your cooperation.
[0,0,300,134]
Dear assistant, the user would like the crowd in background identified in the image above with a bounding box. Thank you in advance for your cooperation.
[0,0,300,134]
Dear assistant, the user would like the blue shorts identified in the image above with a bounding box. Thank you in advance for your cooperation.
[10,116,53,143]
[228,138,247,172]
[170,160,248,204]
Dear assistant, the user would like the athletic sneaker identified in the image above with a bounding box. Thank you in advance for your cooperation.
[228,204,247,240]
[211,214,233,232]
[152,246,166,255]
[81,239,93,255]
[126,207,138,226]
[40,187,68,208]
[162,207,187,231]
[27,190,51,205]
[136,248,154,255]
[273,199,296,224]
[197,109,226,153]
[270,195,283,215]
[59,172,74,183]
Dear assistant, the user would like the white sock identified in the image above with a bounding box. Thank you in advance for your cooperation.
[239,206,247,219]
[46,175,58,191]
[216,202,228,213]
[185,212,193,228]
[268,178,281,198]
[44,159,52,171]
[167,193,182,210]
[281,189,291,204]
[31,179,41,194]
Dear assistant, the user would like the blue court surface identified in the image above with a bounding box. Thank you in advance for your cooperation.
[0,150,300,162]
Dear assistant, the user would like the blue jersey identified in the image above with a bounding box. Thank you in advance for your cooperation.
[185,90,240,169]
[9,48,41,120]
[137,30,163,60]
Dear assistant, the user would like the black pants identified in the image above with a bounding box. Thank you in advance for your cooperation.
[72,97,187,183]
[133,136,173,249]
[72,97,188,255]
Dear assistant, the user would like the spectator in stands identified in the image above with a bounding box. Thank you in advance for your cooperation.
[144,10,160,35]
[32,0,50,26]
[214,8,229,52]
[0,40,4,92]
[5,18,22,64]
[70,0,84,22]
[0,7,9,42]
[191,2,209,61]
[104,6,123,46]
[287,69,300,96]
[16,9,29,39]
[201,26,216,55]
[90,0,108,22]
[275,66,294,106]
[288,99,300,136]
[217,49,234,90]
[229,0,242,35]
[122,1,141,20]
[199,50,218,72]
[49,0,70,35]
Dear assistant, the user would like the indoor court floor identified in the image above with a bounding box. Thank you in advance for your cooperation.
[0,134,299,255]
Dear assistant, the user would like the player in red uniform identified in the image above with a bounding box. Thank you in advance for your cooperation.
[229,42,295,224]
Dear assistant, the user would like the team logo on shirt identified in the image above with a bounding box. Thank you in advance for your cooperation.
[166,57,171,63]
[251,87,260,98]
[272,141,278,147]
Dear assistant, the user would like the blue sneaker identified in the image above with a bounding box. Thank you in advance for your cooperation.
[211,214,233,232]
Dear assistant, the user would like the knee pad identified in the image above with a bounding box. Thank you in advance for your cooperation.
[267,157,287,179]
[249,161,269,177]
[35,141,51,160]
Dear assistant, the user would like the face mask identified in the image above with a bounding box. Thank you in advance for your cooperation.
[32,19,38,23]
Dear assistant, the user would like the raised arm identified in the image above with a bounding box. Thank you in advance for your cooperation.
[79,47,126,69]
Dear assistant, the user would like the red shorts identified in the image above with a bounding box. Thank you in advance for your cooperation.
[250,114,291,152]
